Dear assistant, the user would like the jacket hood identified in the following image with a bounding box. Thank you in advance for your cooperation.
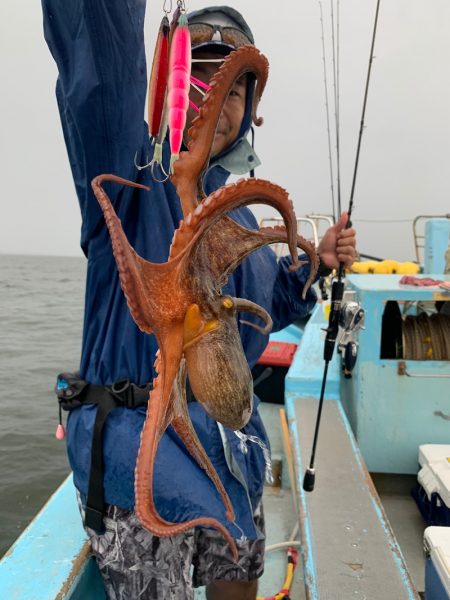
[203,74,261,190]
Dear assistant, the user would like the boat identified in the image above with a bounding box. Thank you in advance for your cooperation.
[1,214,449,599]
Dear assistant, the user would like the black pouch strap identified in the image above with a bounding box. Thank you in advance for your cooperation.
[85,388,118,532]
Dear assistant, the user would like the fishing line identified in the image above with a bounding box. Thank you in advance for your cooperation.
[354,218,413,223]
[347,0,381,224]
[303,0,382,493]
[318,1,337,223]
[336,0,341,212]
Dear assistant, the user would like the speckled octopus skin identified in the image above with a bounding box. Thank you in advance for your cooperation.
[91,45,319,559]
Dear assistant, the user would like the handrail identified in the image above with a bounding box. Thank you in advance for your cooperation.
[259,217,319,259]
[305,213,334,240]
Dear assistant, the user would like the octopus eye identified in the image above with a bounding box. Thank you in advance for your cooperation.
[222,297,234,310]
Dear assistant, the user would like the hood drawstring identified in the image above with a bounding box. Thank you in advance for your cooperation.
[249,126,255,178]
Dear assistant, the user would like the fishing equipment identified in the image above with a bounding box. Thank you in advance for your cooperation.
[136,1,185,181]
[303,0,381,493]
[318,1,336,223]
[337,299,365,377]
[330,0,342,218]
[147,15,170,140]
[381,300,450,361]
[188,74,211,113]
[135,2,172,180]
[402,313,450,360]
[167,10,191,172]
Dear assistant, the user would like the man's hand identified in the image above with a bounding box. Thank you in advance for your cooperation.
[318,213,357,270]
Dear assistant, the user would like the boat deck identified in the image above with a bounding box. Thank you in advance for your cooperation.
[374,473,426,593]
[290,396,420,599]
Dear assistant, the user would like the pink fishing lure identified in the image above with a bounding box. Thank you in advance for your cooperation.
[147,16,170,139]
[167,14,191,172]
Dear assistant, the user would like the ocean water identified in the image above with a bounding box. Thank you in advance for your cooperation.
[0,254,85,557]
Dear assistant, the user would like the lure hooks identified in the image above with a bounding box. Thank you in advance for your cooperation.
[137,0,191,180]
[134,151,171,183]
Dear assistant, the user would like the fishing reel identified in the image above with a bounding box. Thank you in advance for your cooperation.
[336,300,365,378]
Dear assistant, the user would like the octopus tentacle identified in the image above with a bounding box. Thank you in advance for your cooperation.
[170,178,301,273]
[171,46,269,215]
[259,226,320,298]
[170,360,235,523]
[134,330,183,521]
[232,297,273,335]
[135,375,239,561]
[91,175,157,333]
[92,175,188,332]
[135,390,238,560]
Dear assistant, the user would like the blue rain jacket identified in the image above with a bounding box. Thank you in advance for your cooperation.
[42,0,317,539]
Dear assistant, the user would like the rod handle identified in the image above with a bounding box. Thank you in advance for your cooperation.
[303,468,316,492]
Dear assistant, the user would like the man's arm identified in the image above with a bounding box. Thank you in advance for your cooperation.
[42,0,148,252]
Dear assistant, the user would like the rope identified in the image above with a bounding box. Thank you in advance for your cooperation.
[256,547,299,600]
[402,313,450,360]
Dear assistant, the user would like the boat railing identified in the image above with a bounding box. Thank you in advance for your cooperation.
[259,217,320,259]
[305,213,334,238]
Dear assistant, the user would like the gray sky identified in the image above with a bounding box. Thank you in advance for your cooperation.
[1,1,449,261]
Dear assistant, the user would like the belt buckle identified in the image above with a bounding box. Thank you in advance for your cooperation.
[111,379,134,408]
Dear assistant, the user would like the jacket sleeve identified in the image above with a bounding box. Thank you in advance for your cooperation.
[270,254,318,332]
[41,0,148,253]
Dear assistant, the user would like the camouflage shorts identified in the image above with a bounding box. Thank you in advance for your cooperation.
[77,494,265,600]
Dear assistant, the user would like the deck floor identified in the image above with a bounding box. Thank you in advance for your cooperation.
[197,404,427,599]
[373,474,426,593]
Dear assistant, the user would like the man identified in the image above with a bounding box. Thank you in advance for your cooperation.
[42,3,356,599]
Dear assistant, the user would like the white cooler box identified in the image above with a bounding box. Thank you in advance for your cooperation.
[413,445,450,526]
[425,526,450,600]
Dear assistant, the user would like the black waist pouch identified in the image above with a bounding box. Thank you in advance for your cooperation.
[55,372,152,532]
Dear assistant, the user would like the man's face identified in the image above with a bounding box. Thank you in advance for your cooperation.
[185,51,247,158]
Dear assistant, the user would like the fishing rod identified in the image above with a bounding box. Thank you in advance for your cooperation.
[303,0,381,493]
[330,0,342,218]
[318,1,337,223]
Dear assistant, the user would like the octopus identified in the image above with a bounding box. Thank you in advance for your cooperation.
[91,45,319,559]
